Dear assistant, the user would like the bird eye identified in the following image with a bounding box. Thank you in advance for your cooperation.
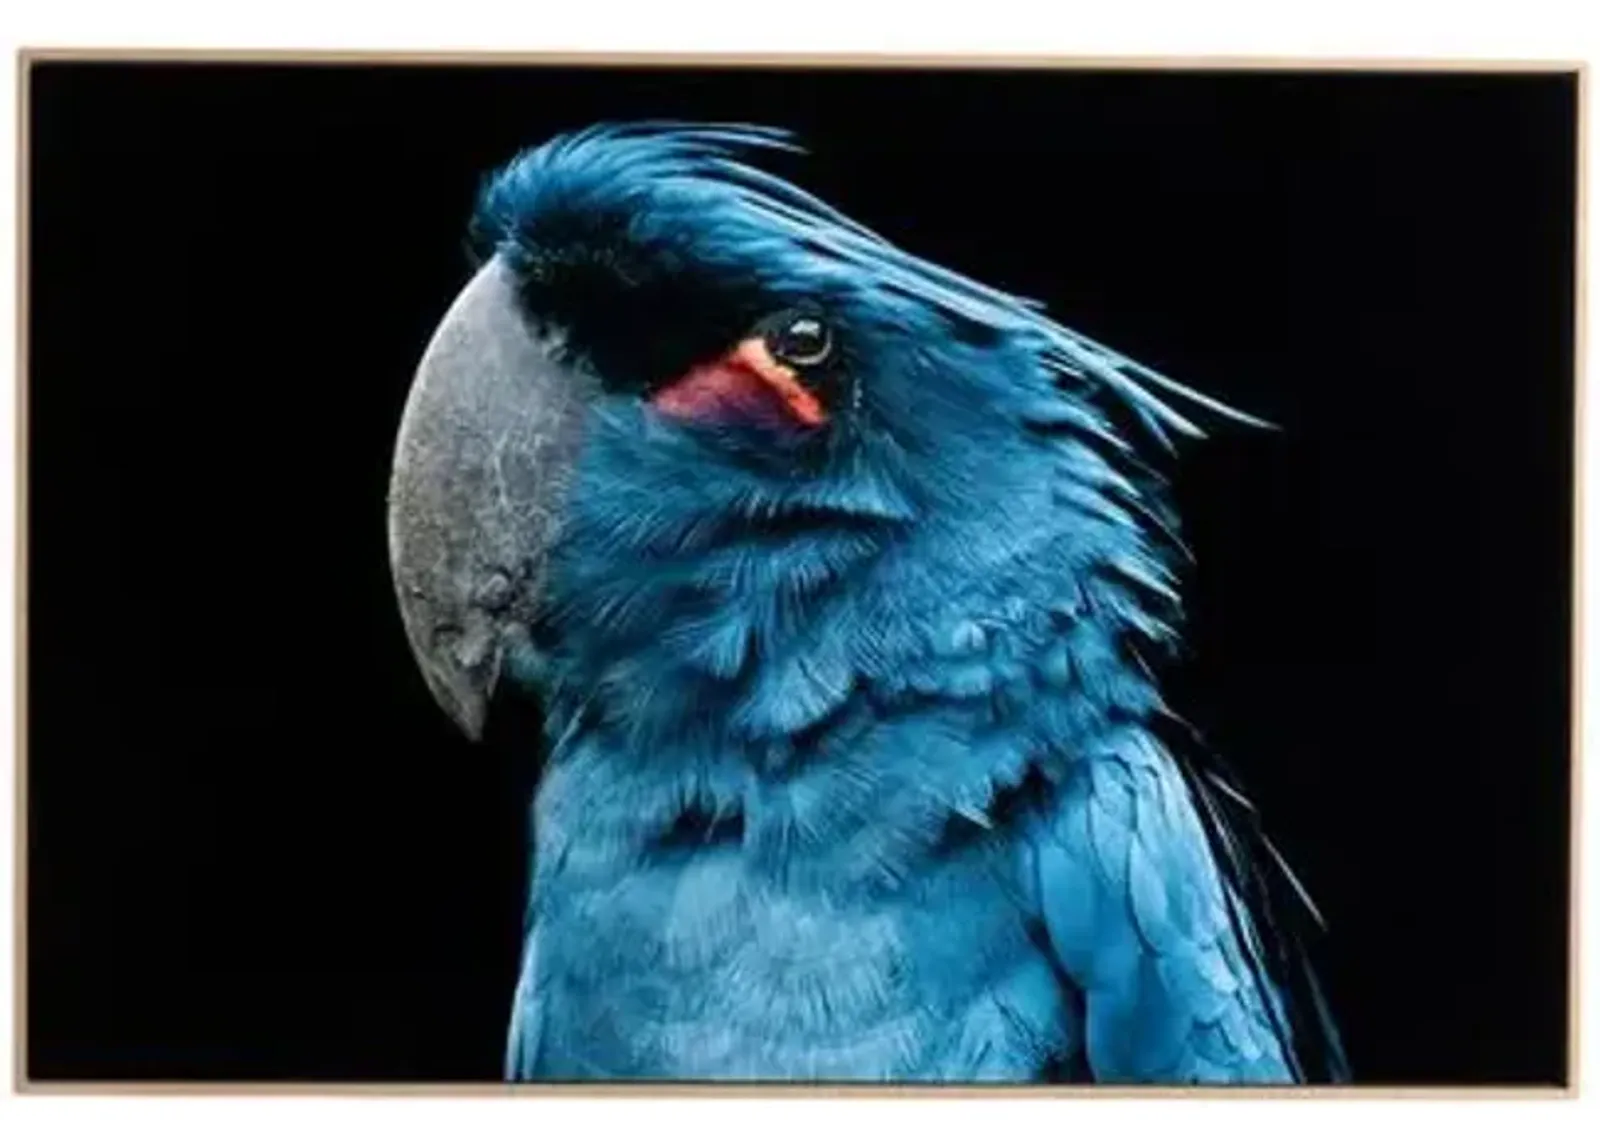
[767,314,833,368]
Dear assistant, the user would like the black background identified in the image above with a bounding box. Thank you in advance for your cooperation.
[25,62,1577,1085]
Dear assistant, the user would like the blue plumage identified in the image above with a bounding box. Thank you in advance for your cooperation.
[465,121,1346,1083]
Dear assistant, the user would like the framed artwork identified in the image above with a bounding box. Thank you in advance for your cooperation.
[15,51,1581,1093]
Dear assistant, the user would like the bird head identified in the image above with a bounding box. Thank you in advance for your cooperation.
[387,121,1265,740]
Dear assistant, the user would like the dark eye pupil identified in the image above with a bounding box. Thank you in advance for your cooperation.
[771,316,831,366]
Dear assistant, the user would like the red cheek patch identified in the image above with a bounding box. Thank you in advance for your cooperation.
[649,338,827,429]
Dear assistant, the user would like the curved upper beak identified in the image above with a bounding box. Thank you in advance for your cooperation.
[386,255,592,740]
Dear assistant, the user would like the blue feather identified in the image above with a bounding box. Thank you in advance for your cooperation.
[466,121,1343,1084]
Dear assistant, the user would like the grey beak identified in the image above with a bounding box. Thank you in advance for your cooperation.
[386,255,591,740]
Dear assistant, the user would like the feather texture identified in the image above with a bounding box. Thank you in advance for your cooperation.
[466,122,1343,1083]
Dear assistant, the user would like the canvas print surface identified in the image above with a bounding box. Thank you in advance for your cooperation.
[21,59,1579,1088]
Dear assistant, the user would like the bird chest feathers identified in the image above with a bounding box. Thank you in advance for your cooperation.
[512,541,1125,1080]
[523,734,1085,1081]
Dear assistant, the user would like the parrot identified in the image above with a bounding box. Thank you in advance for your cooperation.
[385,120,1348,1085]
